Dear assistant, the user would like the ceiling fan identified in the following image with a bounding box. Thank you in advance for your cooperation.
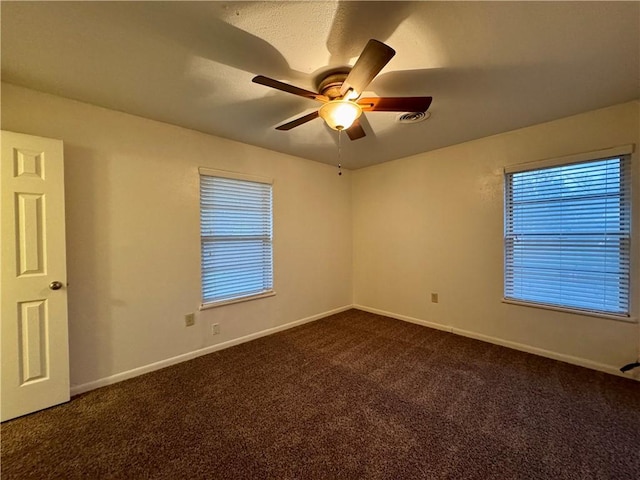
[252,39,432,140]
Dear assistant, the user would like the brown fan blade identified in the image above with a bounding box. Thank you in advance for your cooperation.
[253,75,328,102]
[345,119,366,141]
[339,40,396,98]
[275,111,320,131]
[358,97,433,112]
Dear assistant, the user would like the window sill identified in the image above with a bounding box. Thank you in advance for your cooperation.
[502,298,636,323]
[200,291,276,310]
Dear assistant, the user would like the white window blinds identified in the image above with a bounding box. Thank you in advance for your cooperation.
[504,154,631,317]
[200,172,273,305]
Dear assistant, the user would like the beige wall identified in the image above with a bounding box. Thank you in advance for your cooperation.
[2,82,638,387]
[1,83,353,388]
[353,101,640,372]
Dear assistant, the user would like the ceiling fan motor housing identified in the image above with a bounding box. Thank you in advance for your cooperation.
[317,72,350,99]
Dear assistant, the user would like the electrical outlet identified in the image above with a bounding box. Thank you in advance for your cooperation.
[185,313,195,327]
[431,293,439,303]
[211,323,220,335]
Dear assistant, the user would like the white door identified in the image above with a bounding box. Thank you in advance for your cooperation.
[1,130,70,422]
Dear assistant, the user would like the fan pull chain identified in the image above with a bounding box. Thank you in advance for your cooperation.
[337,129,342,176]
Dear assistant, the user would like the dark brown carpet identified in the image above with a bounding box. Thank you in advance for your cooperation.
[2,309,639,479]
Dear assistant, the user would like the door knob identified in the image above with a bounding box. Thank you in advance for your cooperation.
[49,281,63,290]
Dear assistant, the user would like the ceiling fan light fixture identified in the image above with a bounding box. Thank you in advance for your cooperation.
[319,100,362,131]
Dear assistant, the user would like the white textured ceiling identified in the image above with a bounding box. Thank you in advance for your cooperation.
[2,1,639,169]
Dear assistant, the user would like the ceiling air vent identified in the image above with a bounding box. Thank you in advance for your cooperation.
[397,111,431,124]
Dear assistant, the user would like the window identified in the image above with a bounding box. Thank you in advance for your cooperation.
[199,169,273,307]
[504,147,632,318]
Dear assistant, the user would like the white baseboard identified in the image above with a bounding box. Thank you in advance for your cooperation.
[72,303,636,396]
[451,327,629,379]
[355,304,453,333]
[353,304,636,380]
[70,304,354,396]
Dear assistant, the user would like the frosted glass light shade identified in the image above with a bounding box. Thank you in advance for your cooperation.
[319,100,362,130]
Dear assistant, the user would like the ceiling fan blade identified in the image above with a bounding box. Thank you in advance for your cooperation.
[358,96,433,112]
[253,75,328,102]
[346,119,366,141]
[339,39,396,97]
[275,111,320,131]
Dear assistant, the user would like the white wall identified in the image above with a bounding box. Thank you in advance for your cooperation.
[1,83,353,389]
[353,101,640,373]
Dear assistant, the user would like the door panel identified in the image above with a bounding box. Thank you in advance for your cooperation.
[1,130,70,422]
